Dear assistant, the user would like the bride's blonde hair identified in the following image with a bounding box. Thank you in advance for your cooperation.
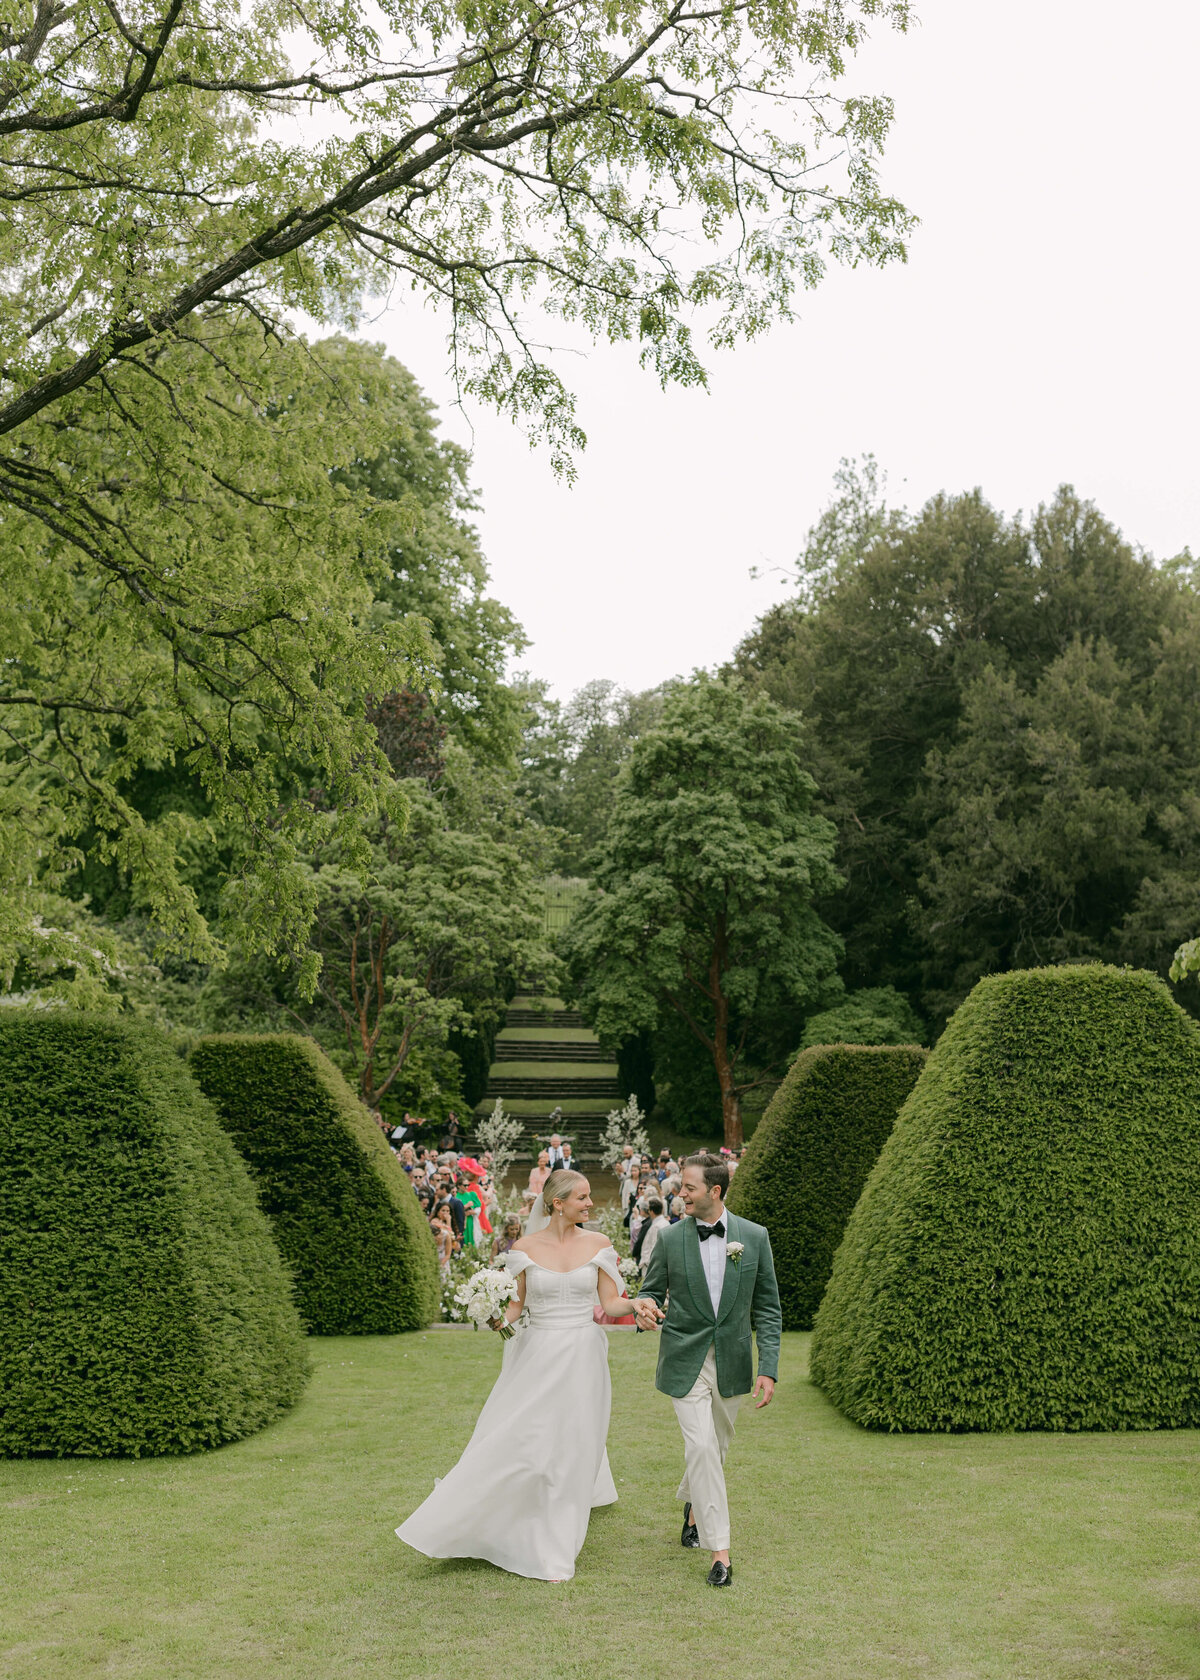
[542,1168,587,1217]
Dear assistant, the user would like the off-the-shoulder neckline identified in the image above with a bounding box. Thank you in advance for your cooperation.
[514,1243,616,1276]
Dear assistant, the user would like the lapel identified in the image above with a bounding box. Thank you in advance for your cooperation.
[716,1211,746,1327]
[682,1218,715,1323]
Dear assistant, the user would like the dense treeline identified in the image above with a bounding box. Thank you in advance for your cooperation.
[733,463,1200,1025]
[9,400,1198,1137]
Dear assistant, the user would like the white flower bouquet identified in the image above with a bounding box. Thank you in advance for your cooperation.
[618,1257,641,1285]
[455,1265,521,1338]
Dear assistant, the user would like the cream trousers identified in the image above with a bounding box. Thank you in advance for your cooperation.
[672,1346,743,1552]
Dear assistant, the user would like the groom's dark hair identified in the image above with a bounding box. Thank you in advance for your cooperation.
[685,1152,729,1199]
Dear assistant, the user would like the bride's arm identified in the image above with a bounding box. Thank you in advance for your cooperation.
[595,1265,634,1320]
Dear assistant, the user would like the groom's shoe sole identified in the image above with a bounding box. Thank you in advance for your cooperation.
[706,1560,733,1588]
[681,1503,700,1549]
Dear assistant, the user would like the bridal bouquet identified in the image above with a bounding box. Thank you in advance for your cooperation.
[455,1266,521,1339]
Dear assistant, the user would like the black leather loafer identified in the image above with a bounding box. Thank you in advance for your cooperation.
[681,1502,700,1549]
[706,1558,733,1588]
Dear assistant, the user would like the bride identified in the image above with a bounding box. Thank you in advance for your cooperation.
[395,1168,634,1582]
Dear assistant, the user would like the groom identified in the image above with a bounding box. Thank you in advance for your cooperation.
[634,1152,781,1588]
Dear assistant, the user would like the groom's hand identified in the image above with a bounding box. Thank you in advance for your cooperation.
[633,1299,664,1330]
[752,1376,775,1409]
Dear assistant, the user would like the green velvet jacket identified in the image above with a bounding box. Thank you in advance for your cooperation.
[637,1210,782,1399]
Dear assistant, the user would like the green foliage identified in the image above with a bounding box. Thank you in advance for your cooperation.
[0,330,438,986]
[810,965,1200,1431]
[202,779,549,1113]
[189,1034,439,1335]
[0,1013,308,1457]
[737,474,1200,1022]
[727,1044,926,1330]
[564,675,843,1144]
[519,680,670,874]
[338,377,527,772]
[1,0,913,475]
[800,987,925,1049]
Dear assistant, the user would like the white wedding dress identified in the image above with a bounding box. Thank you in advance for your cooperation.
[396,1246,624,1581]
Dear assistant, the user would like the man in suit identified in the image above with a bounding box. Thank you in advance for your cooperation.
[634,1151,781,1588]
[545,1131,568,1170]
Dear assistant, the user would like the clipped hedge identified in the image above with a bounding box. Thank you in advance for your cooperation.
[727,1044,927,1329]
[0,1013,308,1458]
[810,965,1200,1432]
[190,1035,439,1334]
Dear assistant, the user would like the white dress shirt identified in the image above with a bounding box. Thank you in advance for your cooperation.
[696,1214,728,1316]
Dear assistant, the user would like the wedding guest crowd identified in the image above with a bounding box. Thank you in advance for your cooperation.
[385,1112,746,1285]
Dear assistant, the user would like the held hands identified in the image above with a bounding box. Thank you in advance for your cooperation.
[633,1298,664,1331]
[752,1375,775,1409]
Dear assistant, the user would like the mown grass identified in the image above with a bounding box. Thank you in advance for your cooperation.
[4,1333,1200,1680]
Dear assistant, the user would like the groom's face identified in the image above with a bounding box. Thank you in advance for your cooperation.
[680,1165,722,1223]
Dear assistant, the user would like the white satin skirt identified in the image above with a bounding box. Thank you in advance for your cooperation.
[396,1320,617,1581]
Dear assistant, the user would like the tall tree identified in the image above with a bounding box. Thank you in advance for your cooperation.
[0,328,437,991]
[563,677,842,1145]
[736,472,1200,1021]
[206,778,550,1115]
[519,679,668,871]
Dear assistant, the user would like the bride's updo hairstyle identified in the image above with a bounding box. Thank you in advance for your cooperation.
[542,1168,587,1219]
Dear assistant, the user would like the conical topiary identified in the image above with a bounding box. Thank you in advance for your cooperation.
[190,1034,439,1334]
[726,1044,927,1329]
[810,965,1200,1431]
[0,1013,308,1458]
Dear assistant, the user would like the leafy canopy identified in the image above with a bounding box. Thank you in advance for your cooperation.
[1,0,914,465]
[736,469,1200,1022]
[563,675,843,1144]
[0,331,442,993]
[205,775,550,1113]
[799,985,924,1048]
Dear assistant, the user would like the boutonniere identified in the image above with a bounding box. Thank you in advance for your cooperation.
[726,1241,744,1265]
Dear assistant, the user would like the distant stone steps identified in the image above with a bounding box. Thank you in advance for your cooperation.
[463,1113,613,1164]
[486,1076,623,1099]
[470,986,626,1163]
[494,1040,609,1062]
[505,1009,585,1029]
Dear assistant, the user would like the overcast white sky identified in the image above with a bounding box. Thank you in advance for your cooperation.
[364,0,1200,701]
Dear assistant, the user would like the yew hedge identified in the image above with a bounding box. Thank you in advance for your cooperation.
[727,1044,927,1329]
[190,1034,439,1334]
[810,965,1200,1431]
[0,1014,307,1458]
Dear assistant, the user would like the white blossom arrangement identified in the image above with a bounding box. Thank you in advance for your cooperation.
[727,1241,745,1265]
[455,1266,520,1339]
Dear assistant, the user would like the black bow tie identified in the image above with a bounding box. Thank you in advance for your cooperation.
[696,1221,726,1242]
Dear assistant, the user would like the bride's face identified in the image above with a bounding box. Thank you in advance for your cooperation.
[558,1178,593,1224]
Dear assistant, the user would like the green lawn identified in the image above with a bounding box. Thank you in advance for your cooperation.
[4,1333,1200,1680]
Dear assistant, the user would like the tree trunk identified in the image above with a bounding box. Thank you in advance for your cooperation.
[709,920,744,1150]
